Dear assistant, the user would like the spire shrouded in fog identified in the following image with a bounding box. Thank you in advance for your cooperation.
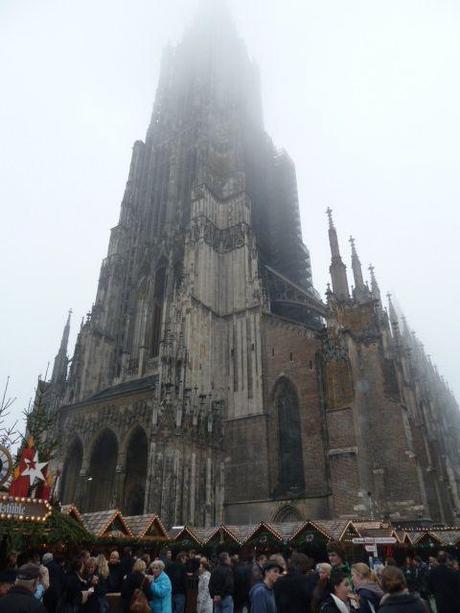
[327,207,350,300]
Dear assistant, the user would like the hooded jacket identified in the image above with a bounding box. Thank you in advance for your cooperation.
[378,591,427,613]
[355,581,384,613]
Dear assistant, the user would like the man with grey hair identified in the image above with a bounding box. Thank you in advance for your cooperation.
[0,563,47,612]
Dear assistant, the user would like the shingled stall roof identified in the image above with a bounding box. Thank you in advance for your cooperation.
[61,504,85,526]
[354,521,400,542]
[170,525,202,547]
[55,507,460,549]
[124,514,168,540]
[81,510,133,538]
[241,522,284,547]
[409,531,442,546]
[203,525,247,546]
[429,530,460,546]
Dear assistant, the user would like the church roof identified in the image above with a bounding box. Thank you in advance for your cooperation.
[81,375,158,404]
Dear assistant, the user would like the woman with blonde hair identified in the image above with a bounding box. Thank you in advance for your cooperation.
[89,554,109,613]
[96,554,110,580]
[351,563,383,613]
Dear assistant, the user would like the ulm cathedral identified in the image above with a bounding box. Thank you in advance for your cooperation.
[38,3,460,527]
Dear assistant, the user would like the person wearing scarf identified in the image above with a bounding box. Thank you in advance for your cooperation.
[320,570,353,613]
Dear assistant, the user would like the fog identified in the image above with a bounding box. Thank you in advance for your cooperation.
[1,0,459,427]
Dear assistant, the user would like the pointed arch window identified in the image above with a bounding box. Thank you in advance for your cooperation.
[273,377,305,493]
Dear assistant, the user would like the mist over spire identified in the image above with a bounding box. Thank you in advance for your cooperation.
[326,208,350,300]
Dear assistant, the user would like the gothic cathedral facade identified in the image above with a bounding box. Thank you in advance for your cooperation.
[41,5,460,527]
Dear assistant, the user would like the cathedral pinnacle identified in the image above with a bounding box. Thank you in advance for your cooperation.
[51,309,72,385]
[368,264,382,305]
[387,293,401,338]
[349,235,365,291]
[326,208,350,301]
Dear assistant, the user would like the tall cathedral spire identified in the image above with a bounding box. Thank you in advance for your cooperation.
[327,208,349,300]
[51,309,71,385]
[368,264,381,305]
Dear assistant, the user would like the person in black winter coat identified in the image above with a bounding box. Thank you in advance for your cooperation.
[379,566,426,613]
[209,552,234,613]
[232,556,251,613]
[427,551,460,613]
[165,551,187,613]
[274,552,317,613]
[63,558,101,612]
[0,563,46,613]
[121,559,147,613]
[42,553,66,613]
[107,550,123,593]
[120,548,134,580]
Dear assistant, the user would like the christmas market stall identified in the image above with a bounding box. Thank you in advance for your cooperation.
[170,525,203,550]
[81,510,133,545]
[238,522,284,557]
[199,525,243,554]
[0,496,94,556]
[61,504,85,526]
[124,514,169,549]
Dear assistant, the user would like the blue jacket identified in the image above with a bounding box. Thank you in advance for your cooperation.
[148,571,172,613]
[249,581,276,613]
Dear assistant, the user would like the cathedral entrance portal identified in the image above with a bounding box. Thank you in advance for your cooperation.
[122,426,148,516]
[87,429,118,512]
[61,436,83,505]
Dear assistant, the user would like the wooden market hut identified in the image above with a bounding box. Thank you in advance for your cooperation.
[61,504,85,526]
[124,514,169,542]
[81,510,133,540]
[170,525,203,549]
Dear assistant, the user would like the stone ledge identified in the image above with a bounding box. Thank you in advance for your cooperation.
[328,446,358,457]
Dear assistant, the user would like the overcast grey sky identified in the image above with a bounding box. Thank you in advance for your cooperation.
[1,0,459,427]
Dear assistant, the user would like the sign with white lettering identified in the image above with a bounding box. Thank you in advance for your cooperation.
[352,537,396,545]
[0,495,51,523]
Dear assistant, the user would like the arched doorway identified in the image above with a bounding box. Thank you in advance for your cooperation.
[272,504,303,523]
[87,429,118,512]
[273,377,305,494]
[61,437,83,504]
[123,426,148,516]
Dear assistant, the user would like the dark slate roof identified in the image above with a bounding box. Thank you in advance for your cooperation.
[84,376,158,403]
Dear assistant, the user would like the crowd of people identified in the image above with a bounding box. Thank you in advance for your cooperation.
[0,541,459,612]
